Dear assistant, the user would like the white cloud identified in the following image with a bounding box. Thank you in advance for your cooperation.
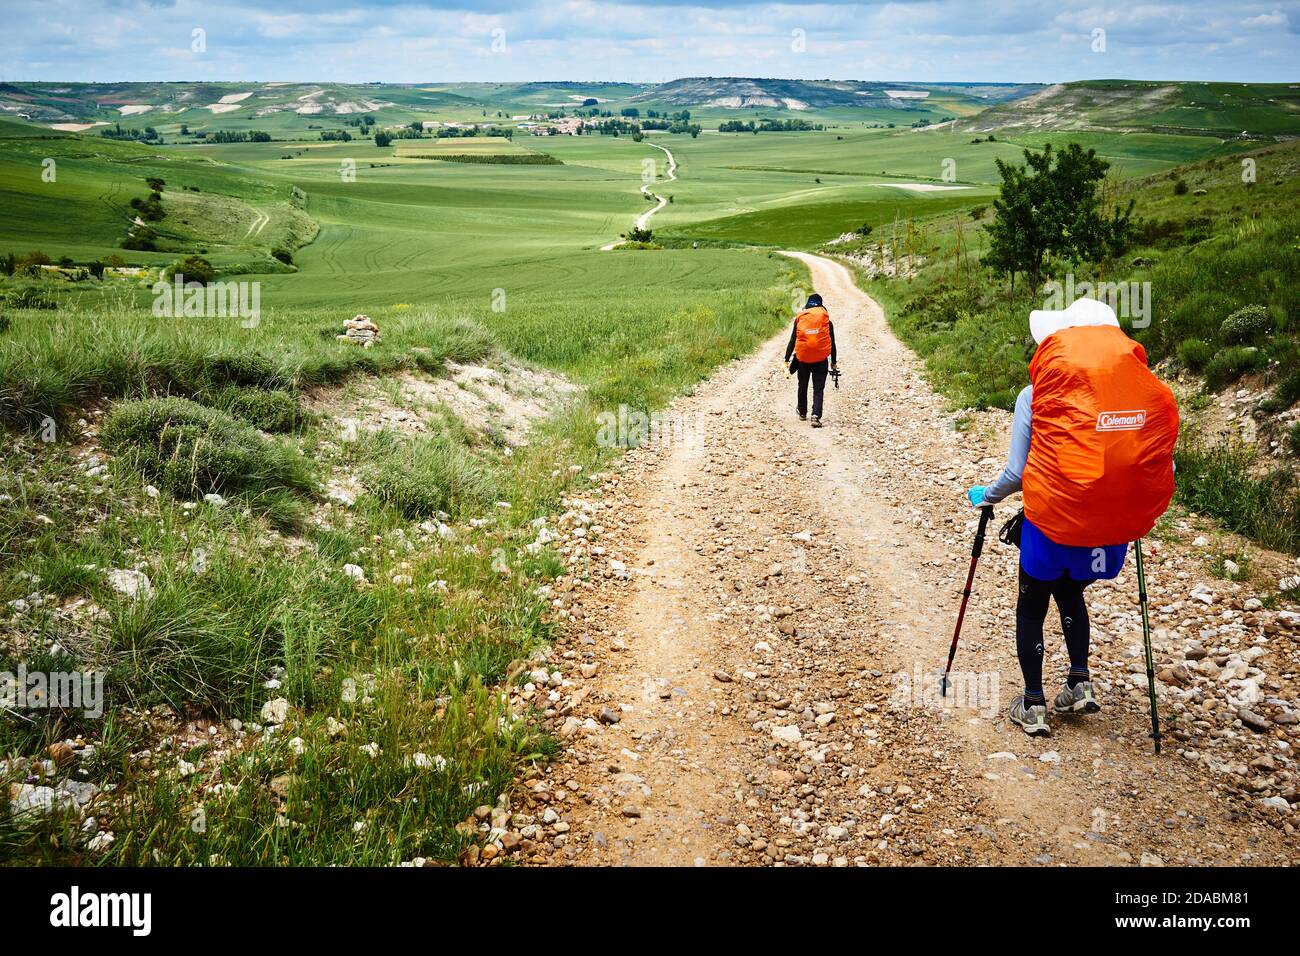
[1240,10,1287,27]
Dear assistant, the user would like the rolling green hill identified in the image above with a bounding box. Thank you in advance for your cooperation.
[0,119,313,271]
[629,76,1038,113]
[0,77,1034,143]
[959,80,1300,138]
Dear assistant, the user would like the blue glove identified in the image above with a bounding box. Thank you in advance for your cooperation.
[966,485,987,507]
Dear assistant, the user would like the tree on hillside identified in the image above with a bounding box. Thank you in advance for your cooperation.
[984,142,1135,291]
[375,131,392,147]
[173,255,215,285]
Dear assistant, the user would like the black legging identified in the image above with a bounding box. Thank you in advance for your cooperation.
[1015,568,1091,696]
[797,359,829,418]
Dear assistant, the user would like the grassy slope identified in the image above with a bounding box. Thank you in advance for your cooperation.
[966,80,1300,137]
[0,121,311,270]
[854,140,1300,553]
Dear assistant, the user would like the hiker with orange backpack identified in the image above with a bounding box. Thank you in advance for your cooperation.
[784,293,837,427]
[966,298,1178,738]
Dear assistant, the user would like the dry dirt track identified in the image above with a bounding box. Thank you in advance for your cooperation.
[527,252,1297,867]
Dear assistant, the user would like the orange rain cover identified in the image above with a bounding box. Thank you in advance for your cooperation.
[1023,324,1179,547]
[794,307,833,362]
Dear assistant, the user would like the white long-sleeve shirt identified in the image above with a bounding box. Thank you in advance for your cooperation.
[984,385,1032,505]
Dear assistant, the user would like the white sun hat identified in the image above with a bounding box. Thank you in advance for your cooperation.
[1028,296,1121,345]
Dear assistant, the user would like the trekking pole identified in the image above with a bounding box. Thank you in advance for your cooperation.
[1134,538,1162,754]
[941,505,993,697]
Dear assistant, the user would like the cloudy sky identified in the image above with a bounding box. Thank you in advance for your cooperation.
[3,0,1297,84]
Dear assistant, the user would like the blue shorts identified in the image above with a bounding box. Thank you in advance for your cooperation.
[1021,516,1127,582]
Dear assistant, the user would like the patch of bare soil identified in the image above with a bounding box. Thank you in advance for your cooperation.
[306,360,580,447]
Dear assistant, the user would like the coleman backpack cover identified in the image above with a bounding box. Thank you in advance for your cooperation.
[793,306,833,363]
[1022,324,1179,547]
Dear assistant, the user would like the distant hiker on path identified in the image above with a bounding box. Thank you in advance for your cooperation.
[966,298,1178,738]
[784,293,837,427]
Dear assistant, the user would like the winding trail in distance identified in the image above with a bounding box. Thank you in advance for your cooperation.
[601,140,677,250]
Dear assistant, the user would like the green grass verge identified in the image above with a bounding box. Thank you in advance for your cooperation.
[855,140,1300,554]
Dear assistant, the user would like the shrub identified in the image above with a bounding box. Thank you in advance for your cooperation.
[905,287,981,330]
[132,195,164,222]
[15,250,51,276]
[2,287,57,310]
[107,553,380,716]
[361,432,496,519]
[101,397,313,499]
[1259,369,1300,413]
[1203,346,1266,390]
[87,261,105,279]
[1176,337,1215,371]
[1176,439,1300,554]
[17,250,51,268]
[121,227,157,251]
[212,386,302,432]
[0,252,14,276]
[172,255,215,285]
[1220,304,1272,344]
[201,350,284,389]
[1173,179,1189,195]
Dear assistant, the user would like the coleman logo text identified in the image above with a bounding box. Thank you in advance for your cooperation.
[1096,410,1146,432]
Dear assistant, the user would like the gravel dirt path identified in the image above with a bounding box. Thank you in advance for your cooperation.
[515,252,1298,867]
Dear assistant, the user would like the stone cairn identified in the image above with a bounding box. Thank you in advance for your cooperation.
[339,314,381,348]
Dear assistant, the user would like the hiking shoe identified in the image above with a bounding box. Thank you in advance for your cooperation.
[1009,695,1051,737]
[810,415,822,428]
[798,412,807,421]
[1054,681,1101,715]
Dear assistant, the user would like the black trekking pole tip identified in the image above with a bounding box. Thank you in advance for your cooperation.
[939,673,949,697]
